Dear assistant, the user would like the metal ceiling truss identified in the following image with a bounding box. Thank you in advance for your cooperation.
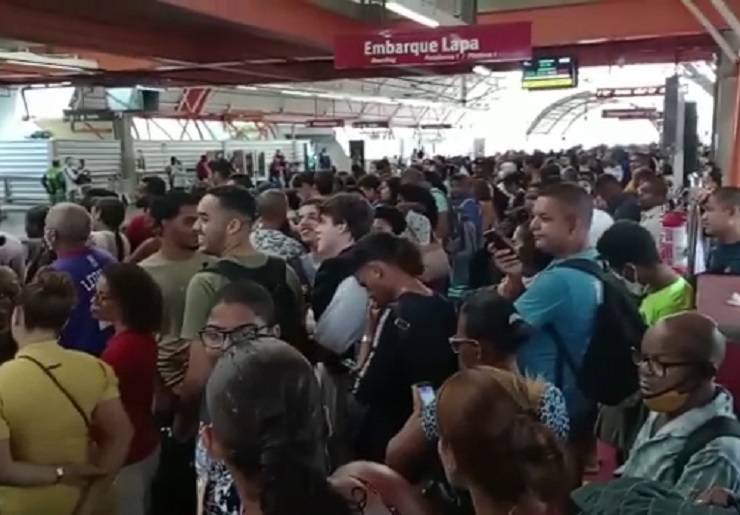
[527,93,662,138]
[680,0,740,63]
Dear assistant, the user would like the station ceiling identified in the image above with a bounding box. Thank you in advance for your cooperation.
[0,0,733,88]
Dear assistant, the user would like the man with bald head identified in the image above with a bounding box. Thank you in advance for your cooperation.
[249,189,304,261]
[622,312,740,499]
[47,202,115,355]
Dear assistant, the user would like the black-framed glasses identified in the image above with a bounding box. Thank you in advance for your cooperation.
[449,336,480,355]
[630,347,702,378]
[199,323,273,351]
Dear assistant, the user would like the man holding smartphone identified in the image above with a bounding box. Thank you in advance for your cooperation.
[494,183,600,479]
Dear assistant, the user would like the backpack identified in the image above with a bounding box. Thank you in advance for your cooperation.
[673,416,740,483]
[446,199,482,297]
[547,259,646,406]
[572,477,740,515]
[446,198,481,255]
[204,257,312,360]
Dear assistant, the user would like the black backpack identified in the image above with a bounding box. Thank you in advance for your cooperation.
[204,257,311,359]
[547,259,646,406]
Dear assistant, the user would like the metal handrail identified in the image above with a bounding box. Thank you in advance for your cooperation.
[0,170,123,206]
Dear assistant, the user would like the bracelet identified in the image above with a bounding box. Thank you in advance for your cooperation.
[54,466,65,484]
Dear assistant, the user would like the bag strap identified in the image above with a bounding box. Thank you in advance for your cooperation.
[544,324,579,390]
[17,355,91,428]
[552,258,610,282]
[673,416,740,483]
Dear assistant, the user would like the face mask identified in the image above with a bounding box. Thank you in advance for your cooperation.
[621,266,648,297]
[623,278,648,297]
[643,389,691,413]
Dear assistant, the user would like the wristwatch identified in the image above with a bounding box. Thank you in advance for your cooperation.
[54,467,65,484]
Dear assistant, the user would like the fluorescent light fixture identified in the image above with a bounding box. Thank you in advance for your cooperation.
[472,65,492,76]
[385,1,440,27]
[280,89,314,97]
[237,85,257,91]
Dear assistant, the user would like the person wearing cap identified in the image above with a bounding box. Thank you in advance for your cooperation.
[386,288,569,480]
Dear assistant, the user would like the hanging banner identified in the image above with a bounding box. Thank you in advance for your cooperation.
[353,121,390,129]
[306,119,345,128]
[334,22,531,70]
[596,86,666,98]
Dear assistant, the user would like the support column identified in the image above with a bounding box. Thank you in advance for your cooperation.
[713,30,739,179]
[728,65,740,186]
[114,113,136,196]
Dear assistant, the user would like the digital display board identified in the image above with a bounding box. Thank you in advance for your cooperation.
[522,57,578,90]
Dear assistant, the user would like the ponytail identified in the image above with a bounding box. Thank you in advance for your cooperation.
[507,413,571,504]
[259,448,350,515]
[113,229,125,262]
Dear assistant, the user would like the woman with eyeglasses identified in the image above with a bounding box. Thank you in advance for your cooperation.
[437,367,571,515]
[0,270,132,515]
[92,262,163,515]
[386,288,569,480]
[190,279,279,515]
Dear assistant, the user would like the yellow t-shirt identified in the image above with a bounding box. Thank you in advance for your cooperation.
[0,340,119,515]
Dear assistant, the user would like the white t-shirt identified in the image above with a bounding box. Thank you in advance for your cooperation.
[0,233,26,280]
[588,209,614,248]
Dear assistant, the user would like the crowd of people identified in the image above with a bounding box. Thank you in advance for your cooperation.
[2,144,740,515]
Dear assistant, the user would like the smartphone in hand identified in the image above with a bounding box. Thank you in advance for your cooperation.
[484,229,517,253]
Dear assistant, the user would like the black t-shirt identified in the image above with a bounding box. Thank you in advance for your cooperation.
[708,241,740,275]
[354,292,458,461]
[612,193,641,222]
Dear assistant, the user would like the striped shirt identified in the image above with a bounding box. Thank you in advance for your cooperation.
[621,388,740,500]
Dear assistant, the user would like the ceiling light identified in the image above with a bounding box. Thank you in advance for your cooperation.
[280,89,314,97]
[385,1,440,27]
[472,65,493,76]
[237,85,257,91]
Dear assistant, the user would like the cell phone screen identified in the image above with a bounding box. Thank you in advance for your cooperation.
[484,229,516,253]
[417,384,436,409]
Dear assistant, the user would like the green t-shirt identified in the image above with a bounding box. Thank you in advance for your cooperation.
[639,276,694,326]
[140,251,214,387]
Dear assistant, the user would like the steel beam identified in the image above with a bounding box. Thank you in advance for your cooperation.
[710,0,740,41]
[681,0,737,62]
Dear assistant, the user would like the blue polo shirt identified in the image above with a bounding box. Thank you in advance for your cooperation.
[52,246,115,356]
[515,249,601,433]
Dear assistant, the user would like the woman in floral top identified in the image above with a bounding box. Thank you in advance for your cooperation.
[386,289,569,479]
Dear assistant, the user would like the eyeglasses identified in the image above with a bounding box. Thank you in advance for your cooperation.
[199,323,273,351]
[449,336,480,355]
[630,347,703,378]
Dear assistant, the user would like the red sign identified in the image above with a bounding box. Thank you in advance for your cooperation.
[596,86,666,99]
[306,119,345,128]
[602,108,662,120]
[334,22,531,70]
